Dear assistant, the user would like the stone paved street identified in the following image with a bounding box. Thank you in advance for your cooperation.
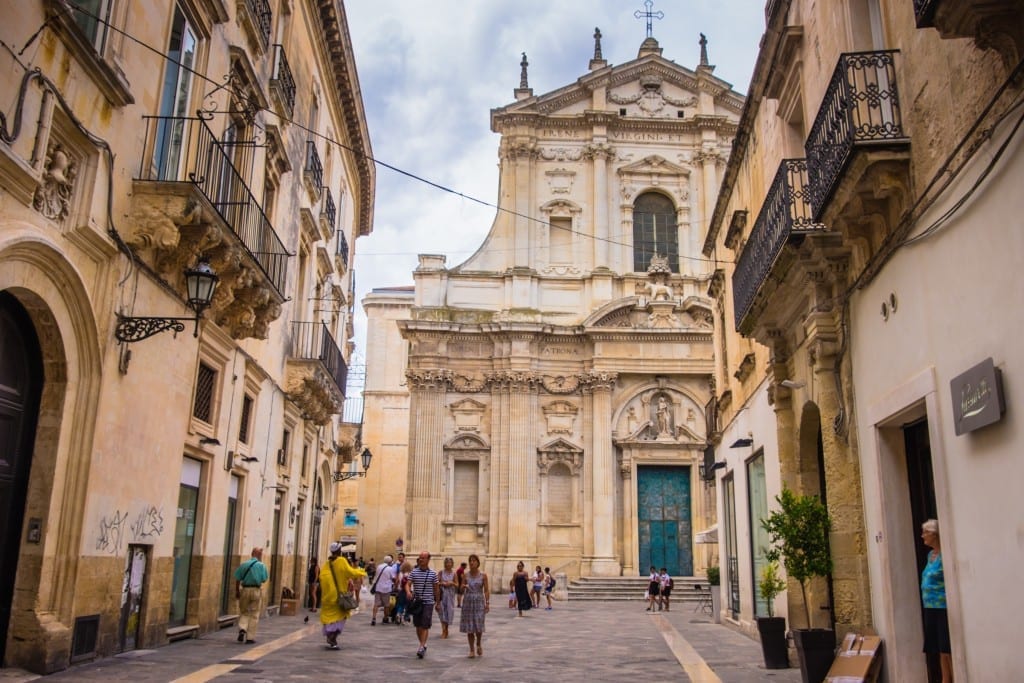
[2,591,804,682]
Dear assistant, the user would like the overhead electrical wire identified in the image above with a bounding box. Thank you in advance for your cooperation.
[52,2,735,267]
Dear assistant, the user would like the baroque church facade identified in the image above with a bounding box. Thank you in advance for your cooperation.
[362,32,743,582]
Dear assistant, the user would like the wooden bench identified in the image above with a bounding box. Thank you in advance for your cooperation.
[166,624,199,642]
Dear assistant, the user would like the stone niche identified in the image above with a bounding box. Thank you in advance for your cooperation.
[125,182,285,340]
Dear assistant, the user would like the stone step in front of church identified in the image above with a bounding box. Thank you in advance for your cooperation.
[567,576,712,601]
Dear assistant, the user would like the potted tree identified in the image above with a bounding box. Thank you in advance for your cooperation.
[762,488,835,683]
[756,560,789,669]
[706,565,721,623]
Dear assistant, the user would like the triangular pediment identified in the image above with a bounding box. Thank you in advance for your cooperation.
[618,155,691,177]
[538,437,583,454]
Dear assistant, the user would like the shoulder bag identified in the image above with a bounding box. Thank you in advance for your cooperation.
[329,559,359,611]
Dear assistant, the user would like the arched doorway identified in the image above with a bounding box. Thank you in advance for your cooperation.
[797,402,836,630]
[0,292,44,664]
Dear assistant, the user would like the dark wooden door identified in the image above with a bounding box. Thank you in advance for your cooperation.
[0,292,43,664]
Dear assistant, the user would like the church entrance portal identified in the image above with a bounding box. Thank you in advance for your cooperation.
[637,466,693,576]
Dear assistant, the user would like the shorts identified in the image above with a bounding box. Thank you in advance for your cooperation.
[533,584,543,591]
[648,582,660,596]
[923,607,951,654]
[661,588,672,597]
[412,604,434,629]
[373,592,390,609]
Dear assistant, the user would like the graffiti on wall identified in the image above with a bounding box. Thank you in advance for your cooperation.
[96,505,166,554]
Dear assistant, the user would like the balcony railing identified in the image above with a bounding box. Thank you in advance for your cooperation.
[732,159,825,330]
[270,44,296,115]
[913,0,937,27]
[291,321,348,396]
[805,50,908,219]
[249,0,272,47]
[322,188,336,234]
[140,115,289,296]
[304,140,323,196]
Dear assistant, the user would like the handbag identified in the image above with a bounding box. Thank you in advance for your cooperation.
[407,596,424,617]
[329,559,359,611]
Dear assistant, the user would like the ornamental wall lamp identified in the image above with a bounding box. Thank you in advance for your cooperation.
[115,260,219,342]
[334,447,372,482]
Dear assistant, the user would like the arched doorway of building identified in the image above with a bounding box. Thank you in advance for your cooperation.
[0,292,45,664]
[797,402,836,630]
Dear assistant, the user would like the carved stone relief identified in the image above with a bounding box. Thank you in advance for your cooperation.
[449,398,486,433]
[542,400,578,435]
[32,142,77,222]
[538,438,583,475]
[544,168,575,194]
[608,76,698,117]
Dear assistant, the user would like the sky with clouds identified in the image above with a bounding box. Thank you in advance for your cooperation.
[343,1,766,377]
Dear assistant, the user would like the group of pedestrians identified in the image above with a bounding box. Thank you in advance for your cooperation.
[509,563,555,615]
[234,547,553,660]
[363,551,492,658]
[645,566,674,612]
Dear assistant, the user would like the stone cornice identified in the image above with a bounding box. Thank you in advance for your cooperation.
[491,110,738,138]
[403,368,626,395]
[312,0,375,238]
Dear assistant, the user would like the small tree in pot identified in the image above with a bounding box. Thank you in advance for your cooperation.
[756,560,789,668]
[761,488,835,683]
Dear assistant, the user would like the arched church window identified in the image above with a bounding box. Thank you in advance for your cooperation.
[633,192,679,273]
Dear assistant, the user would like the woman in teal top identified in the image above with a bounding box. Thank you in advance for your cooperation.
[920,519,952,683]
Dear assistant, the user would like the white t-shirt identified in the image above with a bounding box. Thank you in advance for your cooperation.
[374,563,396,593]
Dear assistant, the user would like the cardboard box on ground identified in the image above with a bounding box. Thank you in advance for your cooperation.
[825,633,883,683]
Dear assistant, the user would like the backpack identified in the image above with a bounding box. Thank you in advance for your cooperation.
[665,576,673,589]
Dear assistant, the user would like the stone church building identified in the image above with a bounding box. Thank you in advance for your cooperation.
[362,31,743,581]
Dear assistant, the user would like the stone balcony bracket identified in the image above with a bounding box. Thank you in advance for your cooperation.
[284,361,342,425]
[126,183,286,340]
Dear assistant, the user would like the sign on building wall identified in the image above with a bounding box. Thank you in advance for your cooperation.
[950,357,1005,435]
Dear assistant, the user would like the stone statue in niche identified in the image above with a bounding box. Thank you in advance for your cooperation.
[651,394,675,438]
[33,142,77,222]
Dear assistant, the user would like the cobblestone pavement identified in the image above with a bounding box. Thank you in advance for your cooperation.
[2,592,805,682]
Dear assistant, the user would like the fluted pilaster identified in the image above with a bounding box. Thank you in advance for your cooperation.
[405,370,448,552]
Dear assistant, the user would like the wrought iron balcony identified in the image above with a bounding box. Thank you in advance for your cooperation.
[242,0,272,49]
[138,115,289,297]
[732,159,826,331]
[291,321,348,397]
[270,44,296,115]
[336,230,349,269]
[805,51,908,220]
[913,0,937,27]
[321,188,337,237]
[304,140,323,199]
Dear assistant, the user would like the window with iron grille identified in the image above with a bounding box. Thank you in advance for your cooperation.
[278,429,290,466]
[632,192,679,272]
[238,394,253,444]
[193,362,216,423]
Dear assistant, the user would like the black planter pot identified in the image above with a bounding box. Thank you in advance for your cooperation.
[756,616,789,669]
[792,628,836,683]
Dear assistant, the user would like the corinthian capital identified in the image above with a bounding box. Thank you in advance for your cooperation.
[486,370,541,392]
[405,368,452,391]
[582,370,618,391]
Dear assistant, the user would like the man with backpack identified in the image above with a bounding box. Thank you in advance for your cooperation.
[369,554,396,625]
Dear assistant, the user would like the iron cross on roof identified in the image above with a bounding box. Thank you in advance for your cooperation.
[634,0,664,38]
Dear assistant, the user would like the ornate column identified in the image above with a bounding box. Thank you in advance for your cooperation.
[404,369,450,553]
[583,371,620,576]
